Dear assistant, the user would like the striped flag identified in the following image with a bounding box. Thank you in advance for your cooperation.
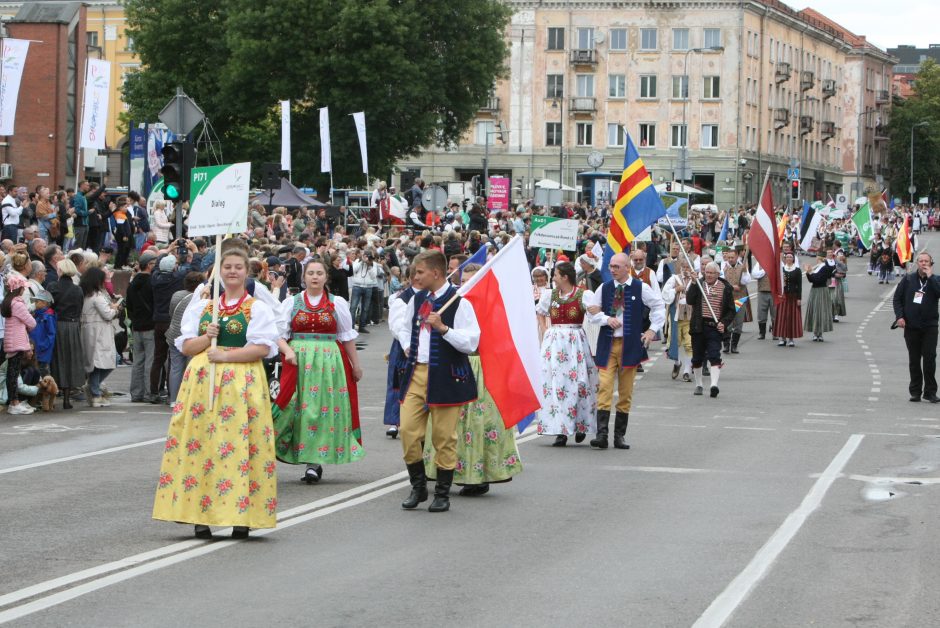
[734,295,750,312]
[799,200,823,252]
[748,169,782,302]
[606,134,667,254]
[777,212,789,244]
[717,213,729,243]
[896,215,913,265]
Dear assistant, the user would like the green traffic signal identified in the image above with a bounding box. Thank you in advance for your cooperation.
[165,182,181,200]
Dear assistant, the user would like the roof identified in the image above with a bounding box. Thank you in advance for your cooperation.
[250,178,325,209]
[888,45,940,66]
[10,1,81,23]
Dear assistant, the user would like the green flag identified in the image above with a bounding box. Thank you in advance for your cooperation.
[852,202,873,249]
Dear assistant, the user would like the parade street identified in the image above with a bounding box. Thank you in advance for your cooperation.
[1,235,939,628]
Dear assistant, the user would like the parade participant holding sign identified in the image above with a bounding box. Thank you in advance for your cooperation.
[584,252,664,450]
[153,247,280,540]
[272,258,363,483]
[394,250,480,513]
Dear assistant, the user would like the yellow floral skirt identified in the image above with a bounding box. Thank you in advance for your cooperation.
[152,352,278,529]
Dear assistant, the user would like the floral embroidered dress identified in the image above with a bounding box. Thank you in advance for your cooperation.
[153,294,280,530]
[423,354,523,486]
[272,291,363,465]
[535,287,599,437]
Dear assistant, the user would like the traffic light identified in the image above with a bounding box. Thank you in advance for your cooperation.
[665,181,672,192]
[790,179,801,201]
[161,141,196,203]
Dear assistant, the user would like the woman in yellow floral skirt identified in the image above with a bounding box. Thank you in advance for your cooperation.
[152,248,281,540]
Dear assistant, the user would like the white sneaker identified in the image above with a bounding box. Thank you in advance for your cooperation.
[7,403,32,415]
[92,397,111,408]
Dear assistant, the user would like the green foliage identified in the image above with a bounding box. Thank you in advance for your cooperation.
[887,59,940,202]
[123,0,511,190]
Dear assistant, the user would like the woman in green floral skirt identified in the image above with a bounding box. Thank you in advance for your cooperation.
[272,259,364,483]
[423,264,522,496]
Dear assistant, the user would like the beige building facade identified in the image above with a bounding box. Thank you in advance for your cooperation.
[396,0,896,209]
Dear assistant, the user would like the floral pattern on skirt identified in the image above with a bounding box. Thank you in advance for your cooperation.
[424,356,522,485]
[153,353,278,529]
[536,327,598,436]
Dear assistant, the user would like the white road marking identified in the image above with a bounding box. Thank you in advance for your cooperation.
[791,429,840,434]
[692,434,863,628]
[871,388,881,393]
[868,397,879,402]
[650,423,709,429]
[866,432,910,437]
[0,438,165,476]
[603,465,714,474]
[848,474,940,485]
[807,413,851,418]
[78,410,127,414]
[634,405,679,410]
[723,426,775,432]
[804,418,847,426]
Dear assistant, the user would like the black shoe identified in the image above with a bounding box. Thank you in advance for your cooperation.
[910,395,922,402]
[552,435,568,447]
[302,465,322,484]
[194,525,212,540]
[590,410,610,449]
[574,432,586,443]
[428,468,454,512]
[730,333,740,354]
[924,394,940,403]
[722,342,731,354]
[358,327,370,334]
[458,483,489,496]
[63,401,73,410]
[402,462,428,509]
[386,426,399,439]
[231,526,249,539]
[672,363,680,379]
[710,386,720,398]
[613,412,630,449]
[694,386,704,396]
[637,364,644,373]
[131,397,146,403]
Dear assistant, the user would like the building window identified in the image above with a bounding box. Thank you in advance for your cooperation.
[701,124,719,148]
[547,27,565,50]
[672,75,689,99]
[86,31,99,48]
[576,122,593,146]
[576,27,594,49]
[639,75,657,98]
[475,120,495,145]
[610,28,627,51]
[671,124,687,148]
[607,123,626,147]
[639,123,656,147]
[673,28,689,51]
[125,36,135,52]
[576,74,594,97]
[640,28,658,51]
[704,28,721,50]
[546,122,562,147]
[703,76,720,99]
[609,74,626,98]
[547,74,564,98]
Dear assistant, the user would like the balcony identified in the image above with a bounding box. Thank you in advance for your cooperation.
[569,49,597,66]
[822,79,837,98]
[800,70,815,91]
[775,61,791,83]
[874,125,889,141]
[800,115,814,135]
[569,97,597,113]
[820,120,836,140]
[479,97,500,113]
[773,107,790,129]
[875,89,890,103]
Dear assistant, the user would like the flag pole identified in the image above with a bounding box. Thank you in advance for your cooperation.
[207,233,224,410]
[663,214,719,322]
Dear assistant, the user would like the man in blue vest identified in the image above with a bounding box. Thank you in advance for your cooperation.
[585,252,665,449]
[394,250,480,512]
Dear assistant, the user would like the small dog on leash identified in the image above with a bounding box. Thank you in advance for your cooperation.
[38,375,59,412]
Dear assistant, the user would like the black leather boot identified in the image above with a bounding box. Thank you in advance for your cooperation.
[730,333,741,354]
[722,338,731,353]
[590,410,610,449]
[428,468,454,512]
[613,412,630,449]
[401,462,428,509]
[758,322,766,340]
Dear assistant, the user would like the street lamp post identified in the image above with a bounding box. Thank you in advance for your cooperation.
[679,46,723,184]
[552,97,565,199]
[910,121,929,206]
[854,108,878,200]
[482,123,507,200]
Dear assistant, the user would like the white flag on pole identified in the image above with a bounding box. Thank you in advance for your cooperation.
[79,58,112,150]
[352,111,368,174]
[280,100,291,172]
[319,107,332,173]
[0,39,30,135]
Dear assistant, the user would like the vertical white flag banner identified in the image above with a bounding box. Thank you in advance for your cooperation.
[280,100,291,172]
[79,58,112,150]
[0,39,31,136]
[352,111,368,174]
[319,106,332,173]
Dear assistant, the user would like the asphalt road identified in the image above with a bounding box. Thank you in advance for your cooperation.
[1,233,939,627]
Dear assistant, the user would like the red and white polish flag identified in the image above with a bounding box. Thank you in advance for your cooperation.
[458,235,544,428]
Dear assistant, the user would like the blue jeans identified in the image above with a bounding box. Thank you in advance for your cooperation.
[349,285,373,329]
[135,232,147,252]
[88,367,113,397]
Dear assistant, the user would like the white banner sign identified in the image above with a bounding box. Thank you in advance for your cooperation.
[0,39,30,135]
[835,193,848,211]
[280,100,291,172]
[187,162,251,236]
[528,216,580,250]
[352,111,368,174]
[319,106,331,173]
[79,58,111,150]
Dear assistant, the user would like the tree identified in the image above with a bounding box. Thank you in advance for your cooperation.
[887,59,940,203]
[123,0,512,190]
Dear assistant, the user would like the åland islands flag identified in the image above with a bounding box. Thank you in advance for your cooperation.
[602,134,667,281]
[457,235,543,428]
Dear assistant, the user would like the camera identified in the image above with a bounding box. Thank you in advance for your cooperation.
[177,239,188,257]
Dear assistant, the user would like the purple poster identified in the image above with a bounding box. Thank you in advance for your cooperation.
[487,176,510,211]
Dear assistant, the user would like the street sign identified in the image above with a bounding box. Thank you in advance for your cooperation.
[835,193,849,211]
[158,87,205,137]
[187,162,251,236]
[421,185,447,212]
[908,185,917,194]
[529,215,579,250]
[787,167,800,180]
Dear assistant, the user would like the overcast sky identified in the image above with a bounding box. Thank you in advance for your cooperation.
[797,1,939,50]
